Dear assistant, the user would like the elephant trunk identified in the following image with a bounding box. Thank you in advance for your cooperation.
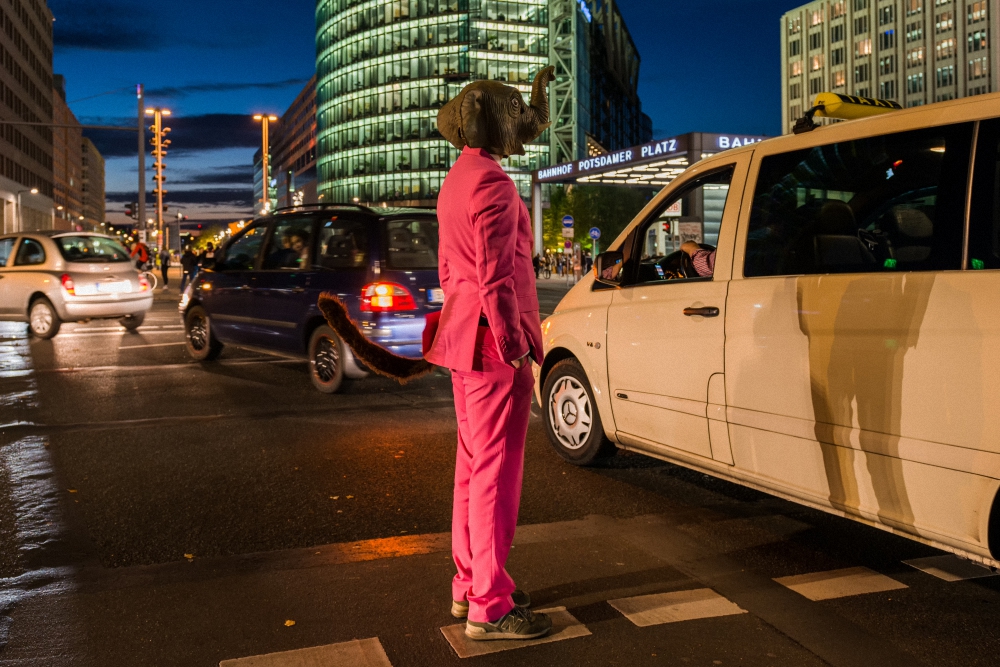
[528,66,555,130]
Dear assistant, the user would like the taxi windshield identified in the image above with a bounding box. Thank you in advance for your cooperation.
[56,235,131,263]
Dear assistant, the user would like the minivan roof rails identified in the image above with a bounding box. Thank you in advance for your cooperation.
[271,203,375,215]
[793,92,902,134]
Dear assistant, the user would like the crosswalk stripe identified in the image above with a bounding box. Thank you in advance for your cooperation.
[608,588,746,627]
[219,637,391,667]
[440,606,590,659]
[903,554,997,582]
[774,566,907,601]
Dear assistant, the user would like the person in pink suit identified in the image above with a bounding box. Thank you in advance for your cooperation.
[425,66,556,641]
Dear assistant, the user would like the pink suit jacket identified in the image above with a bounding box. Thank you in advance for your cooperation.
[426,147,543,373]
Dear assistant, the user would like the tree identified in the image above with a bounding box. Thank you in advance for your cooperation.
[190,225,226,253]
[542,184,656,254]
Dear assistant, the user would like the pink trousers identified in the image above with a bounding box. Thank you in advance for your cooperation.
[451,326,534,623]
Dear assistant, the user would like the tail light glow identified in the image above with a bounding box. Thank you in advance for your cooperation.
[360,282,417,312]
[60,273,75,295]
[138,274,151,292]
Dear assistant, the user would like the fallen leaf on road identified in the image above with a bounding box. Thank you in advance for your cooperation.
[184,554,194,560]
[284,620,296,627]
[346,495,354,499]
[67,489,78,493]
[330,496,339,500]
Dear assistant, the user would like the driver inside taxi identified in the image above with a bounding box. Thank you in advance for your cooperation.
[681,241,716,277]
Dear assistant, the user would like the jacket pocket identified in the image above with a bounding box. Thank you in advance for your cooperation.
[517,293,539,312]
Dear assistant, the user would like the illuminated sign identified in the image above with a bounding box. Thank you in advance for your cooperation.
[578,0,592,22]
[713,135,764,149]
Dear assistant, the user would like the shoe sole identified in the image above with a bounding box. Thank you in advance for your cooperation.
[464,627,551,641]
[451,602,469,619]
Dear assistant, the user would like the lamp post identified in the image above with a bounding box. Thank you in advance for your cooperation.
[253,114,278,213]
[16,188,38,232]
[145,107,171,250]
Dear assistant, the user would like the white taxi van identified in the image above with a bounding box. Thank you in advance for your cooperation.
[535,92,1000,568]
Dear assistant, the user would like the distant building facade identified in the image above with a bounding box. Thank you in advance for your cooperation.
[0,0,54,232]
[780,0,998,134]
[313,0,648,206]
[81,137,105,231]
[254,76,318,216]
[53,75,83,231]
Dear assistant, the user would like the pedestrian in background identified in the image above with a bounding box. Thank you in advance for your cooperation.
[199,242,215,268]
[180,246,197,292]
[532,253,541,279]
[159,247,171,290]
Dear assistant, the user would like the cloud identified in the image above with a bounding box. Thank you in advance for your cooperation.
[145,78,310,100]
[172,165,254,186]
[84,113,261,158]
[50,2,161,52]
[107,189,253,207]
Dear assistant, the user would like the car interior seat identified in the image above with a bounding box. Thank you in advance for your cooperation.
[812,200,877,272]
[889,207,934,263]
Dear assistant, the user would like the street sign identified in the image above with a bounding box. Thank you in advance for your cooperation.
[589,227,601,240]
[561,227,575,238]
[562,215,574,228]
[564,240,572,249]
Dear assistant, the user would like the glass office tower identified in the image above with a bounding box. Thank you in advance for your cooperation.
[315,0,551,205]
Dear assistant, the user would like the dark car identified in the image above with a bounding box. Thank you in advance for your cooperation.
[180,204,442,392]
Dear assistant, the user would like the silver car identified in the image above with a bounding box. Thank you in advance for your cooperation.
[0,232,154,338]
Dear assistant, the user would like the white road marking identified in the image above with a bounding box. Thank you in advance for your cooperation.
[903,555,997,582]
[56,330,183,339]
[36,359,299,374]
[774,566,907,601]
[441,607,590,659]
[608,588,746,627]
[118,342,186,350]
[219,637,392,667]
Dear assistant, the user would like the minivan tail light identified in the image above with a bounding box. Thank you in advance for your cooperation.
[60,273,75,295]
[138,274,151,292]
[360,282,417,312]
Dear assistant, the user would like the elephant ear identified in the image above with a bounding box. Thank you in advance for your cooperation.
[437,93,466,150]
[459,88,489,150]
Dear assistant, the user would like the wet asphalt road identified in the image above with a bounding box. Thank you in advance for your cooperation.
[1,281,1000,666]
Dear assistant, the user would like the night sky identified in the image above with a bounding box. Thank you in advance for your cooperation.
[51,0,793,225]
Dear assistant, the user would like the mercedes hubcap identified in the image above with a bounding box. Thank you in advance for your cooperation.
[188,316,208,351]
[548,376,593,450]
[314,336,339,383]
[31,305,52,334]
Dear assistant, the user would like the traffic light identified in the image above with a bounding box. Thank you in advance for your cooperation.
[125,202,138,220]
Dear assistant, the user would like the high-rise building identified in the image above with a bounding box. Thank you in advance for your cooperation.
[314,0,646,207]
[0,0,54,232]
[253,76,318,216]
[53,75,83,231]
[81,137,105,231]
[780,0,998,134]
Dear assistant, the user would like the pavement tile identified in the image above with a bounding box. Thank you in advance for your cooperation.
[903,555,998,582]
[608,588,746,627]
[219,637,391,667]
[440,606,590,658]
[774,566,907,601]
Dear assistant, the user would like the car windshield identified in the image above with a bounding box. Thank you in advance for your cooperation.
[383,218,438,269]
[56,235,131,263]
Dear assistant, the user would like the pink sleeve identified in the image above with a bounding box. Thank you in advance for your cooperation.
[472,173,529,363]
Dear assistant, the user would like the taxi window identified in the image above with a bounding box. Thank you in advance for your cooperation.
[14,238,45,266]
[744,122,974,277]
[0,238,14,267]
[968,119,1000,270]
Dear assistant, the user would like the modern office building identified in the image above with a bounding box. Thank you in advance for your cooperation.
[81,137,105,231]
[53,75,83,231]
[780,0,998,134]
[0,0,54,232]
[253,76,318,216]
[314,0,648,206]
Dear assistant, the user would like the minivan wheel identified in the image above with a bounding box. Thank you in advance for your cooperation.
[185,305,222,361]
[120,312,145,331]
[542,358,616,465]
[309,325,345,394]
[28,298,60,339]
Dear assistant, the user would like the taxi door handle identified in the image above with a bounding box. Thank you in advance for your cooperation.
[683,307,720,317]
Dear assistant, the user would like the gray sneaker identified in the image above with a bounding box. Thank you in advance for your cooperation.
[451,589,531,619]
[465,605,552,641]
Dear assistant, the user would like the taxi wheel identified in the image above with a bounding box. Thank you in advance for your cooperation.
[309,325,345,394]
[542,358,616,465]
[28,297,60,339]
[185,305,222,361]
[120,313,145,331]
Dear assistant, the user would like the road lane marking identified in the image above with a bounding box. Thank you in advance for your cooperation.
[440,607,589,658]
[903,555,997,582]
[33,359,299,374]
[118,342,186,350]
[220,637,392,667]
[774,566,907,601]
[56,330,184,339]
[608,588,746,627]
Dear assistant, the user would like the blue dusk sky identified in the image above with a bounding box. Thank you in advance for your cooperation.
[51,0,792,225]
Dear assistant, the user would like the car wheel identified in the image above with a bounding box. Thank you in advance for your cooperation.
[541,358,616,465]
[185,305,222,361]
[119,312,145,331]
[309,325,345,394]
[28,298,60,339]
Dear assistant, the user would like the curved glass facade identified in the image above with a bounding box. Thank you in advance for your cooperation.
[316,0,550,205]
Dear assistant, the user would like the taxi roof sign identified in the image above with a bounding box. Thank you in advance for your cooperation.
[793,92,902,134]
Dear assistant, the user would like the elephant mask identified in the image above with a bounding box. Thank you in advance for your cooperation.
[437,66,555,158]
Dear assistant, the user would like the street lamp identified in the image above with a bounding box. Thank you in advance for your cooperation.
[16,188,38,232]
[253,114,278,212]
[146,107,172,249]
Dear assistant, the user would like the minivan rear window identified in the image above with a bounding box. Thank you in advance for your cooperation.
[57,236,131,263]
[384,219,438,269]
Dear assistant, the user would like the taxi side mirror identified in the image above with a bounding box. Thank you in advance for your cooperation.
[594,251,624,287]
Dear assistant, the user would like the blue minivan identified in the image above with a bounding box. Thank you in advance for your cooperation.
[181,204,442,392]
